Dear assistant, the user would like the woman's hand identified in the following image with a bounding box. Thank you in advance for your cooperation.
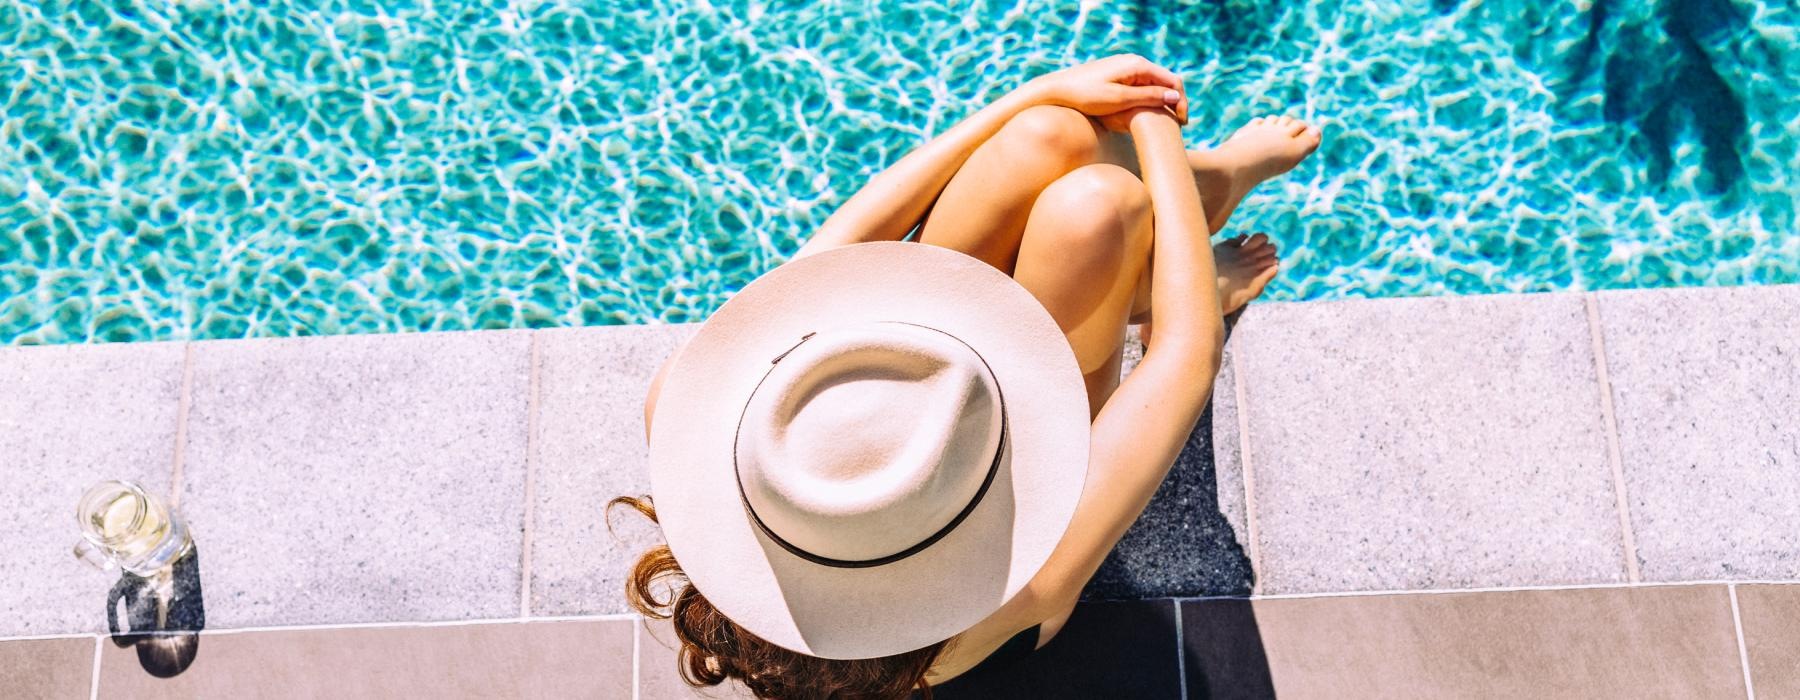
[1024,54,1188,129]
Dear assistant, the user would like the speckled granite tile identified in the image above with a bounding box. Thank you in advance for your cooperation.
[1086,320,1254,600]
[178,331,531,627]
[1198,585,1744,697]
[97,620,630,698]
[1233,293,1627,593]
[1595,284,1800,581]
[0,637,95,699]
[532,324,699,616]
[1737,584,1800,699]
[0,342,184,637]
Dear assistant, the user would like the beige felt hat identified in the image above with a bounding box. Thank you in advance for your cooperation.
[646,241,1091,660]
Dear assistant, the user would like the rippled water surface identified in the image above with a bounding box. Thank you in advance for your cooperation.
[3,0,1796,344]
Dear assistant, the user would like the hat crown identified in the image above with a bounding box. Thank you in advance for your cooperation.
[735,322,1004,564]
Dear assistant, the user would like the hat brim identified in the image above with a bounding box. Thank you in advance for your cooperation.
[647,241,1091,660]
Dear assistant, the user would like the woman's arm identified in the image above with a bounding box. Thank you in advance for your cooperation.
[1015,108,1227,616]
[792,55,1189,260]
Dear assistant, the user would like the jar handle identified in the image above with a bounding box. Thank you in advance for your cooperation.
[72,539,116,571]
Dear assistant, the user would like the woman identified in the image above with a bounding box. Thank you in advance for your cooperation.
[619,54,1320,697]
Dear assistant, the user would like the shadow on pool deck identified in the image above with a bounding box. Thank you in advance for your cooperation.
[105,545,207,679]
[928,313,1275,698]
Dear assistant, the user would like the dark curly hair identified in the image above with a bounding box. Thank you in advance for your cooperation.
[608,496,952,699]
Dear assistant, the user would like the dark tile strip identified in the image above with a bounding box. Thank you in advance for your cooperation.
[1184,585,1745,698]
[0,636,99,699]
[931,599,1181,699]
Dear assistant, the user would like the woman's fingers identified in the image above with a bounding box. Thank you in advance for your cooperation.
[1107,54,1188,124]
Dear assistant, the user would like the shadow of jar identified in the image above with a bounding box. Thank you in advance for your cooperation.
[106,544,206,678]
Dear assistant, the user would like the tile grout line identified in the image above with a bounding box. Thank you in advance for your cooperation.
[167,342,195,507]
[88,634,101,700]
[633,619,642,700]
[1181,578,1791,602]
[1584,294,1641,583]
[520,333,543,618]
[1172,599,1187,700]
[1230,348,1264,596]
[1729,584,1757,700]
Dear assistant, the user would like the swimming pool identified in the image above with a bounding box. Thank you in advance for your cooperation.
[2,0,1795,344]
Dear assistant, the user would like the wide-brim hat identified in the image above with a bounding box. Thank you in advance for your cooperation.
[647,241,1090,660]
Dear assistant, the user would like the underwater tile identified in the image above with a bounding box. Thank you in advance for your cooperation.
[530,323,699,617]
[1595,284,1800,581]
[178,330,531,627]
[0,342,185,637]
[1231,293,1628,593]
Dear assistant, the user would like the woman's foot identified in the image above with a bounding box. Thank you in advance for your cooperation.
[1212,115,1322,187]
[1215,232,1280,315]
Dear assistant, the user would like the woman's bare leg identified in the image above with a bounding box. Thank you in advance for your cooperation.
[917,105,1109,274]
[917,106,1315,409]
[1010,163,1155,418]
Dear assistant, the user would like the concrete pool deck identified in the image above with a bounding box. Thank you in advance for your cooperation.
[3,282,1796,696]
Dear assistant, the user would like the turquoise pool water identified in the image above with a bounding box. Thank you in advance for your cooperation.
[3,0,1796,344]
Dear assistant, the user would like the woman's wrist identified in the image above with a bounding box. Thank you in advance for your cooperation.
[1012,76,1056,110]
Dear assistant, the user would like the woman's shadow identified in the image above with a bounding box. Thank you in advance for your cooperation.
[933,313,1275,699]
[106,545,207,678]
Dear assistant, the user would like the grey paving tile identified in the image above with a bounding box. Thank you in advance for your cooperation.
[1211,335,1250,558]
[0,637,96,700]
[1596,284,1800,580]
[1087,323,1254,599]
[531,324,698,617]
[97,619,631,698]
[1233,293,1628,593]
[178,331,531,628]
[1125,322,1250,544]
[1737,583,1800,699]
[1185,585,1745,697]
[0,342,185,636]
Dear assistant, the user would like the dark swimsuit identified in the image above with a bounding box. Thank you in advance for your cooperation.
[925,624,1042,695]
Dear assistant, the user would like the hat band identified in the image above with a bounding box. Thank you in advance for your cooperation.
[731,322,1008,569]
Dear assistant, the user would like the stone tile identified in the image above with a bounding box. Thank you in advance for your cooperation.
[531,324,698,617]
[1737,583,1800,699]
[1178,598,1275,699]
[1232,293,1628,593]
[1210,330,1250,560]
[179,331,531,627]
[0,342,185,636]
[638,617,755,699]
[1129,319,1253,561]
[0,637,96,699]
[933,599,1181,698]
[1185,585,1745,697]
[97,619,631,698]
[1086,323,1254,599]
[1595,284,1800,580]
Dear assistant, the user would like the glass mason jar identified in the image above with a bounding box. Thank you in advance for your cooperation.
[73,481,193,577]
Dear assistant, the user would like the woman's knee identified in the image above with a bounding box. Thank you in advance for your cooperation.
[1031,163,1152,252]
[994,105,1103,167]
